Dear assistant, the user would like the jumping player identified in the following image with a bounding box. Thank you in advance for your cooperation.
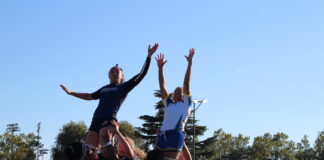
[60,43,158,151]
[154,48,195,160]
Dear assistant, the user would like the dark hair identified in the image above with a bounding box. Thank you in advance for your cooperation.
[64,142,86,160]
[108,64,124,83]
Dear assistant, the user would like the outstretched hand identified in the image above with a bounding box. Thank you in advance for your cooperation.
[185,48,195,63]
[155,53,167,69]
[148,43,159,58]
[60,85,72,95]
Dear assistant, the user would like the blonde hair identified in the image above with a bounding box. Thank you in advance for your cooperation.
[125,137,146,160]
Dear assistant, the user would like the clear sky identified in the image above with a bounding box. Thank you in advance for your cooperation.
[1,1,324,159]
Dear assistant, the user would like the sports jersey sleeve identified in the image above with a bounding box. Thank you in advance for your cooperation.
[124,57,151,92]
[90,87,102,100]
[183,93,192,108]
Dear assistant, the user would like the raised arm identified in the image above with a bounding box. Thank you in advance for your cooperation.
[111,120,134,159]
[183,48,195,95]
[124,43,158,92]
[100,129,119,160]
[60,85,92,100]
[155,53,168,98]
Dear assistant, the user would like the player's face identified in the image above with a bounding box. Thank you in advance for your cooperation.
[172,87,183,102]
[109,67,123,84]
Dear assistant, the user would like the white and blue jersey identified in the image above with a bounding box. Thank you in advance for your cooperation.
[155,94,192,152]
[160,94,192,131]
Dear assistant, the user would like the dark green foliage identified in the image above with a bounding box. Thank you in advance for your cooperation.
[0,124,44,160]
[51,121,88,160]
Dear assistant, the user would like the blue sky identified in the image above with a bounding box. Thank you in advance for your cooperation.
[1,1,324,159]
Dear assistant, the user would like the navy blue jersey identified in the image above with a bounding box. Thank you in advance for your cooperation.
[91,58,151,120]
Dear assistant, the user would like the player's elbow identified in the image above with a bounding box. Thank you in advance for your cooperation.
[86,94,93,100]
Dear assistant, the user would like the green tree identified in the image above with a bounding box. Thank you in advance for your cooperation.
[185,115,208,157]
[251,132,296,160]
[271,132,295,160]
[197,129,250,160]
[118,120,146,150]
[137,91,164,150]
[314,130,324,160]
[295,135,315,160]
[251,133,274,159]
[51,121,88,160]
[0,131,43,160]
[137,90,207,152]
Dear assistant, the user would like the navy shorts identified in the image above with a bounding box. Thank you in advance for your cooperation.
[155,129,185,153]
[89,118,117,133]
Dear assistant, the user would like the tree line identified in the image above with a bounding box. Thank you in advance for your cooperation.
[1,91,323,160]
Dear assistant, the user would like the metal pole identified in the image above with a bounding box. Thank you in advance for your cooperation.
[36,122,41,160]
[191,99,207,160]
[193,103,196,160]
